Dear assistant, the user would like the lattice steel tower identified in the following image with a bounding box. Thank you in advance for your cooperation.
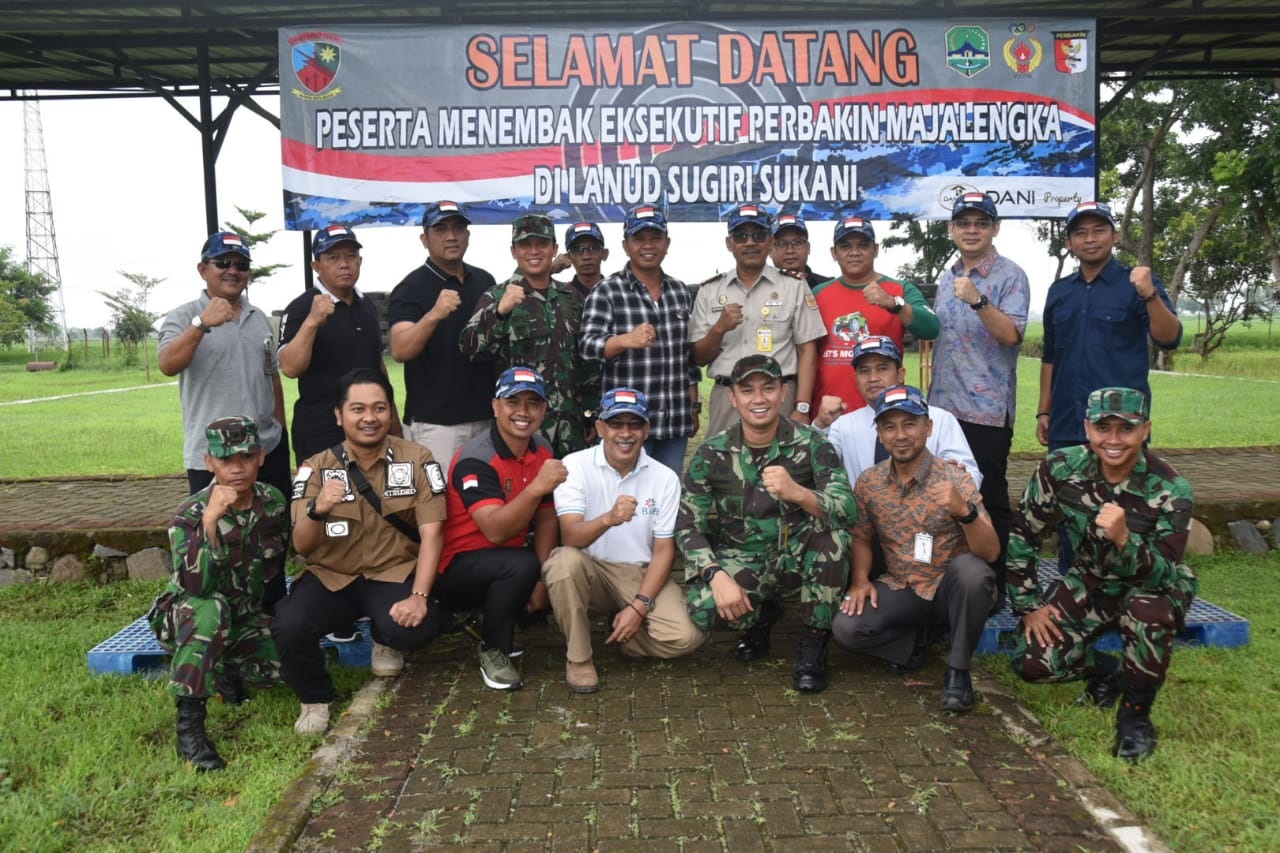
[23,94,69,347]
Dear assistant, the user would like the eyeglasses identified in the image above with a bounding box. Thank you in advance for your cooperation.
[603,417,646,431]
[730,229,770,245]
[953,219,994,230]
[568,243,604,256]
[775,238,807,250]
[211,258,251,271]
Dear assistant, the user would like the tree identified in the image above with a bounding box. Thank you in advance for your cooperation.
[222,206,289,284]
[1181,214,1272,359]
[99,272,162,377]
[0,245,58,345]
[880,219,955,296]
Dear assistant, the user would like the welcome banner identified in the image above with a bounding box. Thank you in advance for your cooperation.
[279,19,1095,229]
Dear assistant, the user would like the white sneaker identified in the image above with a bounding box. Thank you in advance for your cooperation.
[294,702,330,735]
[371,642,404,677]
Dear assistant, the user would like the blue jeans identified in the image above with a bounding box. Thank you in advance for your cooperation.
[645,436,689,477]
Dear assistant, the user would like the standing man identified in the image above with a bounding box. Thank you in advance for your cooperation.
[437,367,566,691]
[930,193,1030,603]
[1038,201,1182,451]
[273,369,450,735]
[832,386,998,713]
[279,224,400,464]
[461,214,587,458]
[679,355,855,693]
[1009,388,1196,762]
[544,388,705,693]
[158,232,290,500]
[690,204,826,435]
[770,213,831,290]
[148,416,286,772]
[560,221,611,302]
[579,205,700,474]
[388,201,498,468]
[812,213,939,411]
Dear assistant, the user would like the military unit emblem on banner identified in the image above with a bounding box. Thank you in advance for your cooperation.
[290,33,344,100]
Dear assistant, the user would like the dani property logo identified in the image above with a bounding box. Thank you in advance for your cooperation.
[290,31,344,101]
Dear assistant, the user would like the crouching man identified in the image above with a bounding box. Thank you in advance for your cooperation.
[544,388,704,693]
[273,368,450,735]
[148,416,287,772]
[1009,387,1196,762]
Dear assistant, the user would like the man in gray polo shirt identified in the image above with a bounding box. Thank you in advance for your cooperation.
[158,231,290,612]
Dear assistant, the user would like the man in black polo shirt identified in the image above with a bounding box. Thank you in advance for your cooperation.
[389,201,500,468]
[279,224,401,464]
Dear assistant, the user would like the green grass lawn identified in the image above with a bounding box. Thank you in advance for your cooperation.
[980,550,1280,851]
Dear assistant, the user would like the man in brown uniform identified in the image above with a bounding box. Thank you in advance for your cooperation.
[272,368,450,735]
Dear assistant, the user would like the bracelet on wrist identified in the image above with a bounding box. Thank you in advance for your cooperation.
[1035,412,1050,420]
[412,590,429,599]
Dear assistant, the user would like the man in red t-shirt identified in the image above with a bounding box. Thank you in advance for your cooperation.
[811,214,939,413]
[437,366,567,690]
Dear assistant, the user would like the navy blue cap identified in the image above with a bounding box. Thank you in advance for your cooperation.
[495,366,546,400]
[951,191,999,220]
[598,387,649,422]
[771,213,808,237]
[873,385,929,420]
[727,204,771,233]
[1065,201,1116,230]
[564,222,605,247]
[623,205,668,236]
[833,213,875,244]
[422,200,471,228]
[851,335,903,366]
[200,231,251,261]
[312,224,362,258]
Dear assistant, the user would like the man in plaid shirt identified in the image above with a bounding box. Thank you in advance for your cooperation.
[579,205,701,474]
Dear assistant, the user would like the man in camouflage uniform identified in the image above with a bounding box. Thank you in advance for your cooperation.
[460,213,587,458]
[1009,387,1197,762]
[679,354,855,692]
[148,416,287,772]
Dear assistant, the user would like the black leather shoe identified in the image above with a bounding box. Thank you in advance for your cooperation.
[736,599,781,662]
[1077,656,1122,709]
[793,628,830,692]
[1114,689,1158,762]
[940,667,975,713]
[176,697,225,772]
[215,671,248,706]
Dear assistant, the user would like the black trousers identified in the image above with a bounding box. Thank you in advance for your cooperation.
[271,571,447,703]
[433,547,541,654]
[187,438,293,614]
[958,420,1014,586]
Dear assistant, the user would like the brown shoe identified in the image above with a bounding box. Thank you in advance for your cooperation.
[565,659,600,693]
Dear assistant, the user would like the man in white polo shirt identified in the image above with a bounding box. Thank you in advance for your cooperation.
[543,387,705,693]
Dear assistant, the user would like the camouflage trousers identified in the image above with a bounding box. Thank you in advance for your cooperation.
[685,526,850,633]
[1011,571,1196,690]
[148,591,281,698]
[542,407,587,459]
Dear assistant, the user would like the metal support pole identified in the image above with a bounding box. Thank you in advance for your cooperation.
[198,44,219,234]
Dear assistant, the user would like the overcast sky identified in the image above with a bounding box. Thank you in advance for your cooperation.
[0,95,1067,333]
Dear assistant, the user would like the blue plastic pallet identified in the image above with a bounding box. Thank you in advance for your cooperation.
[977,561,1250,655]
[87,616,372,675]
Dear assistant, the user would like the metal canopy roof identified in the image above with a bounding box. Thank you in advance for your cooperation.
[4,1,1280,98]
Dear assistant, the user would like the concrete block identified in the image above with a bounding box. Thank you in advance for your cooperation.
[25,546,50,572]
[92,543,129,559]
[50,553,87,582]
[1228,520,1270,554]
[127,547,170,581]
[1,547,13,570]
[0,569,34,587]
[1186,518,1214,556]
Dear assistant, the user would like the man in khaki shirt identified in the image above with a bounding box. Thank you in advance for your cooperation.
[272,368,449,735]
[690,204,826,435]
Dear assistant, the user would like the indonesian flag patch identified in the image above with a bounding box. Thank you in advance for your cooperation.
[883,387,909,404]
[614,390,637,405]
[221,234,244,247]
[461,474,479,490]
[513,368,538,384]
[438,201,460,213]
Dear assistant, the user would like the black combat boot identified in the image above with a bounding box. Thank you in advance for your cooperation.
[1114,687,1159,762]
[1077,653,1122,708]
[736,598,782,662]
[176,697,225,772]
[215,669,248,706]
[793,627,831,692]
[940,666,975,713]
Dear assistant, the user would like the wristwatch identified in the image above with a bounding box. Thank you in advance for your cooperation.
[969,295,990,311]
[953,501,980,524]
[633,593,656,613]
[190,315,211,334]
[794,401,811,415]
[305,498,330,522]
[886,295,905,314]
[700,565,725,583]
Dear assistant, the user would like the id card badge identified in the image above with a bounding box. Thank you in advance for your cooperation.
[913,532,933,563]
[756,325,774,352]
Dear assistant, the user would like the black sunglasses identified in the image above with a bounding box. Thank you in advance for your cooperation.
[211,258,251,272]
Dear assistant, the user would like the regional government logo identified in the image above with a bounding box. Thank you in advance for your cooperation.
[945,26,990,78]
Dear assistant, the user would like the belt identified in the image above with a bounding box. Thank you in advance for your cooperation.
[713,373,796,387]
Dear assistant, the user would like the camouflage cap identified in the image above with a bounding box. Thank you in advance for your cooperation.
[850,335,903,366]
[1085,387,1149,424]
[512,214,555,244]
[495,365,547,400]
[873,385,929,420]
[730,354,783,385]
[205,416,261,458]
[599,387,649,422]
